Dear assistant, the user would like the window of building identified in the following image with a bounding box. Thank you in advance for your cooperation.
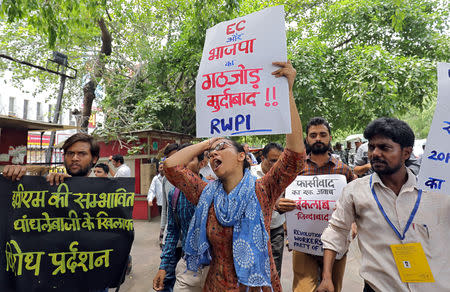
[69,111,75,126]
[23,100,29,119]
[48,104,52,122]
[36,102,42,121]
[8,97,15,116]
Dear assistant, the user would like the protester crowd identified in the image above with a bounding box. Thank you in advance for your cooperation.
[2,61,449,292]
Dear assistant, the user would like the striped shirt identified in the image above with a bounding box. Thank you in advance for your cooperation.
[301,154,354,183]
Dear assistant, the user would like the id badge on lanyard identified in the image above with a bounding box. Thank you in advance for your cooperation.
[370,175,434,283]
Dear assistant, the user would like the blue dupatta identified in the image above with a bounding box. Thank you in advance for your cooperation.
[184,169,271,287]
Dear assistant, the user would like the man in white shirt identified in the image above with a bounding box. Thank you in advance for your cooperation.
[251,142,285,278]
[148,163,165,214]
[109,154,131,177]
[318,117,450,292]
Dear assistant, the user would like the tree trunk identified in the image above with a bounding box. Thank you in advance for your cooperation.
[81,80,97,131]
[81,17,112,133]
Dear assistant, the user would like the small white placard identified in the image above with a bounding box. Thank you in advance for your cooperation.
[286,174,347,259]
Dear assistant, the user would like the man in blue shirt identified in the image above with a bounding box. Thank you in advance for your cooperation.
[153,143,208,292]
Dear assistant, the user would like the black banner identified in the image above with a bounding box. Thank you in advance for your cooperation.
[0,175,135,292]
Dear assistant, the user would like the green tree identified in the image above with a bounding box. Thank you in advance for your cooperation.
[1,0,105,48]
[401,98,436,139]
[1,0,448,147]
[288,0,447,132]
[1,0,111,132]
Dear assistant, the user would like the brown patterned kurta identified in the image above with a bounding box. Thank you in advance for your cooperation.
[165,149,305,291]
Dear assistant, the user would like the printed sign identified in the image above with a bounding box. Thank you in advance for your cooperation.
[27,134,51,146]
[285,174,347,259]
[418,63,450,195]
[0,176,135,292]
[196,5,291,137]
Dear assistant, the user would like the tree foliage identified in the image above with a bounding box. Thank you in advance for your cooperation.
[287,0,448,134]
[1,0,104,48]
[1,0,448,146]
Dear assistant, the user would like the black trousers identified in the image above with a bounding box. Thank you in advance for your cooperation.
[158,205,162,215]
[363,282,376,292]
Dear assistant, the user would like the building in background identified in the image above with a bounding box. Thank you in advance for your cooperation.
[0,72,194,221]
[0,71,103,164]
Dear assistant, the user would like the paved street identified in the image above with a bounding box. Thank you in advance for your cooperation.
[114,219,364,292]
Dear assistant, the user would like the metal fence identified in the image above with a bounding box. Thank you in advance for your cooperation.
[27,147,64,165]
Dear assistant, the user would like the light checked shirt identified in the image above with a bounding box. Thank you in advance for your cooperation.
[159,188,196,272]
[301,154,354,183]
[321,168,450,291]
[160,177,182,247]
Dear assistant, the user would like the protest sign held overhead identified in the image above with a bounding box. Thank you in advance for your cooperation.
[418,63,450,195]
[196,5,291,138]
[285,174,347,259]
[0,175,135,292]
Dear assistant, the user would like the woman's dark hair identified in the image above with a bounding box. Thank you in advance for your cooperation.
[223,139,250,170]
[62,133,100,159]
[364,117,415,148]
[180,143,205,162]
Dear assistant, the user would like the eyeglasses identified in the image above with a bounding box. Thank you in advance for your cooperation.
[208,141,232,153]
[64,151,89,158]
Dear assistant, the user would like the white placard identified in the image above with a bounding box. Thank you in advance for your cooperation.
[418,63,450,194]
[286,174,347,259]
[195,6,291,138]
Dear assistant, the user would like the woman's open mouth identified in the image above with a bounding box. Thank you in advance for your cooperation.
[212,158,222,171]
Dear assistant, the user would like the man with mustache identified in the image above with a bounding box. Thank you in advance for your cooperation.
[278,117,354,292]
[2,133,113,292]
[317,117,450,292]
[354,140,421,177]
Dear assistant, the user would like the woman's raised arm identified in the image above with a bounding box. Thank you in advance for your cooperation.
[164,138,218,169]
[272,61,305,154]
